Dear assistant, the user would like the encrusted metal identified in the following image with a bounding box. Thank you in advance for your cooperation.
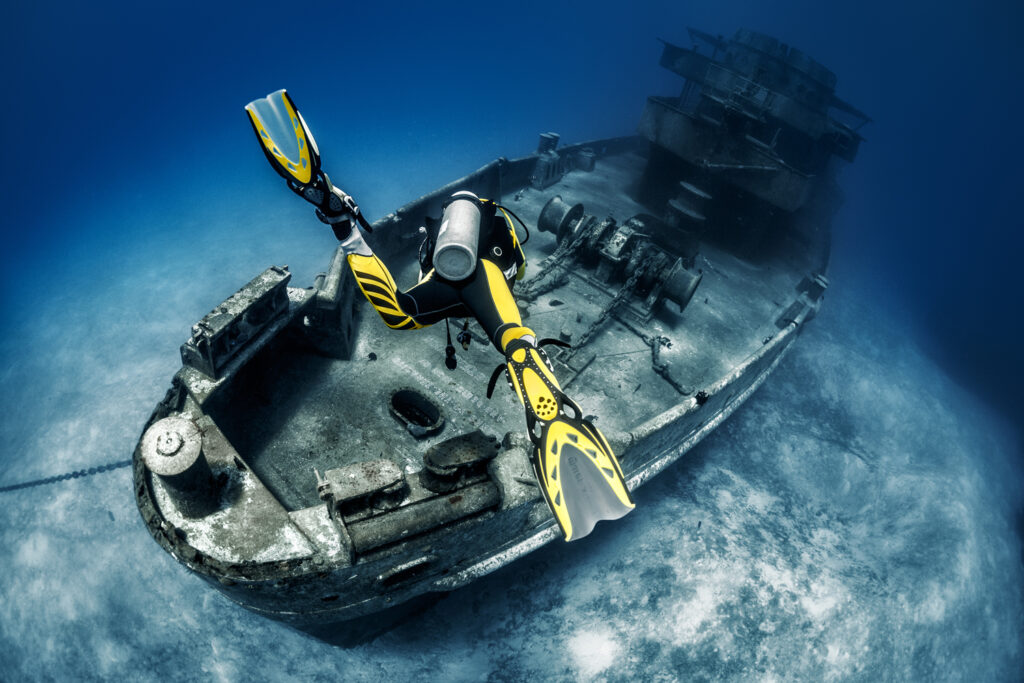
[133,27,863,635]
[180,266,291,378]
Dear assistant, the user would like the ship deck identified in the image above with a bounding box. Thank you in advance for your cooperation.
[208,147,819,511]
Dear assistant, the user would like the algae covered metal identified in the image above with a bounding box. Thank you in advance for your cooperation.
[133,28,865,634]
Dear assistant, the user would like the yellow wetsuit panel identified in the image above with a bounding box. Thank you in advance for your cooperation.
[346,253,424,330]
[480,259,521,326]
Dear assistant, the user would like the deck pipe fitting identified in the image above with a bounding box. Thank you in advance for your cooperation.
[536,132,560,154]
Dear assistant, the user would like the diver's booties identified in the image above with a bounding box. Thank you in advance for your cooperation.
[501,337,565,440]
[290,171,361,241]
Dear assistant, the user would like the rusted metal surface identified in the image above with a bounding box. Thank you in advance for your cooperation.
[180,266,291,378]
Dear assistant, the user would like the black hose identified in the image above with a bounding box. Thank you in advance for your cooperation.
[498,205,531,245]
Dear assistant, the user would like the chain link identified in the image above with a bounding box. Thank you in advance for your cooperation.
[562,255,649,361]
[0,459,132,494]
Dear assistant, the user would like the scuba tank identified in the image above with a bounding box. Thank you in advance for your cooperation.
[432,191,482,282]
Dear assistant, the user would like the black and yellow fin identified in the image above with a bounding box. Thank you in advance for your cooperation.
[245,89,321,188]
[501,338,634,541]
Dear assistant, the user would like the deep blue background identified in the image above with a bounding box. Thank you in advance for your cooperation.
[1,2,1022,678]
[3,0,1021,431]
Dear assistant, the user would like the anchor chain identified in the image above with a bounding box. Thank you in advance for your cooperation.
[561,255,650,363]
[518,218,597,301]
[0,459,132,493]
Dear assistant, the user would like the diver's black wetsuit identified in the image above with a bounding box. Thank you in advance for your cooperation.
[344,197,531,353]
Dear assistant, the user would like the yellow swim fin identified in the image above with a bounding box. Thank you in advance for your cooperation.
[500,338,634,541]
[245,89,321,187]
[244,89,373,238]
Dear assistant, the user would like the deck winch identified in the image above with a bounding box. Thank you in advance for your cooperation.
[531,196,703,318]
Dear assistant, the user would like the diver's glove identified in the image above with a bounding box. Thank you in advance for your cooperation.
[289,171,360,241]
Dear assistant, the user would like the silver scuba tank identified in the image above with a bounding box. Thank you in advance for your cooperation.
[432,190,481,281]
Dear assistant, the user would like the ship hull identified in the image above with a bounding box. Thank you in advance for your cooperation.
[134,137,829,629]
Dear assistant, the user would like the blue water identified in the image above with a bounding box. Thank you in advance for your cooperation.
[2,1,1022,680]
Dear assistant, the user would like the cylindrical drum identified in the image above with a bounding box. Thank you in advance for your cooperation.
[433,191,481,282]
[141,415,215,517]
[662,259,703,312]
[538,195,584,245]
[575,148,595,172]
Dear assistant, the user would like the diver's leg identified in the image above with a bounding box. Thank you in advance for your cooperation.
[463,259,635,541]
[341,230,466,330]
[340,230,423,330]
[457,259,534,352]
[400,271,472,325]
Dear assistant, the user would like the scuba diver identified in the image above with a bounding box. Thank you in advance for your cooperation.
[245,90,633,541]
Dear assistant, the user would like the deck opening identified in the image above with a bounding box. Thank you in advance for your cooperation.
[389,389,445,438]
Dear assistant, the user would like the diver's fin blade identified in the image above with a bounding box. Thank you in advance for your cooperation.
[244,89,321,186]
[533,417,634,542]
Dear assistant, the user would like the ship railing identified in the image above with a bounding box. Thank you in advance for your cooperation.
[702,63,775,119]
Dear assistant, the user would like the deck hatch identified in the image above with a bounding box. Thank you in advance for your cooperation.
[389,389,445,438]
